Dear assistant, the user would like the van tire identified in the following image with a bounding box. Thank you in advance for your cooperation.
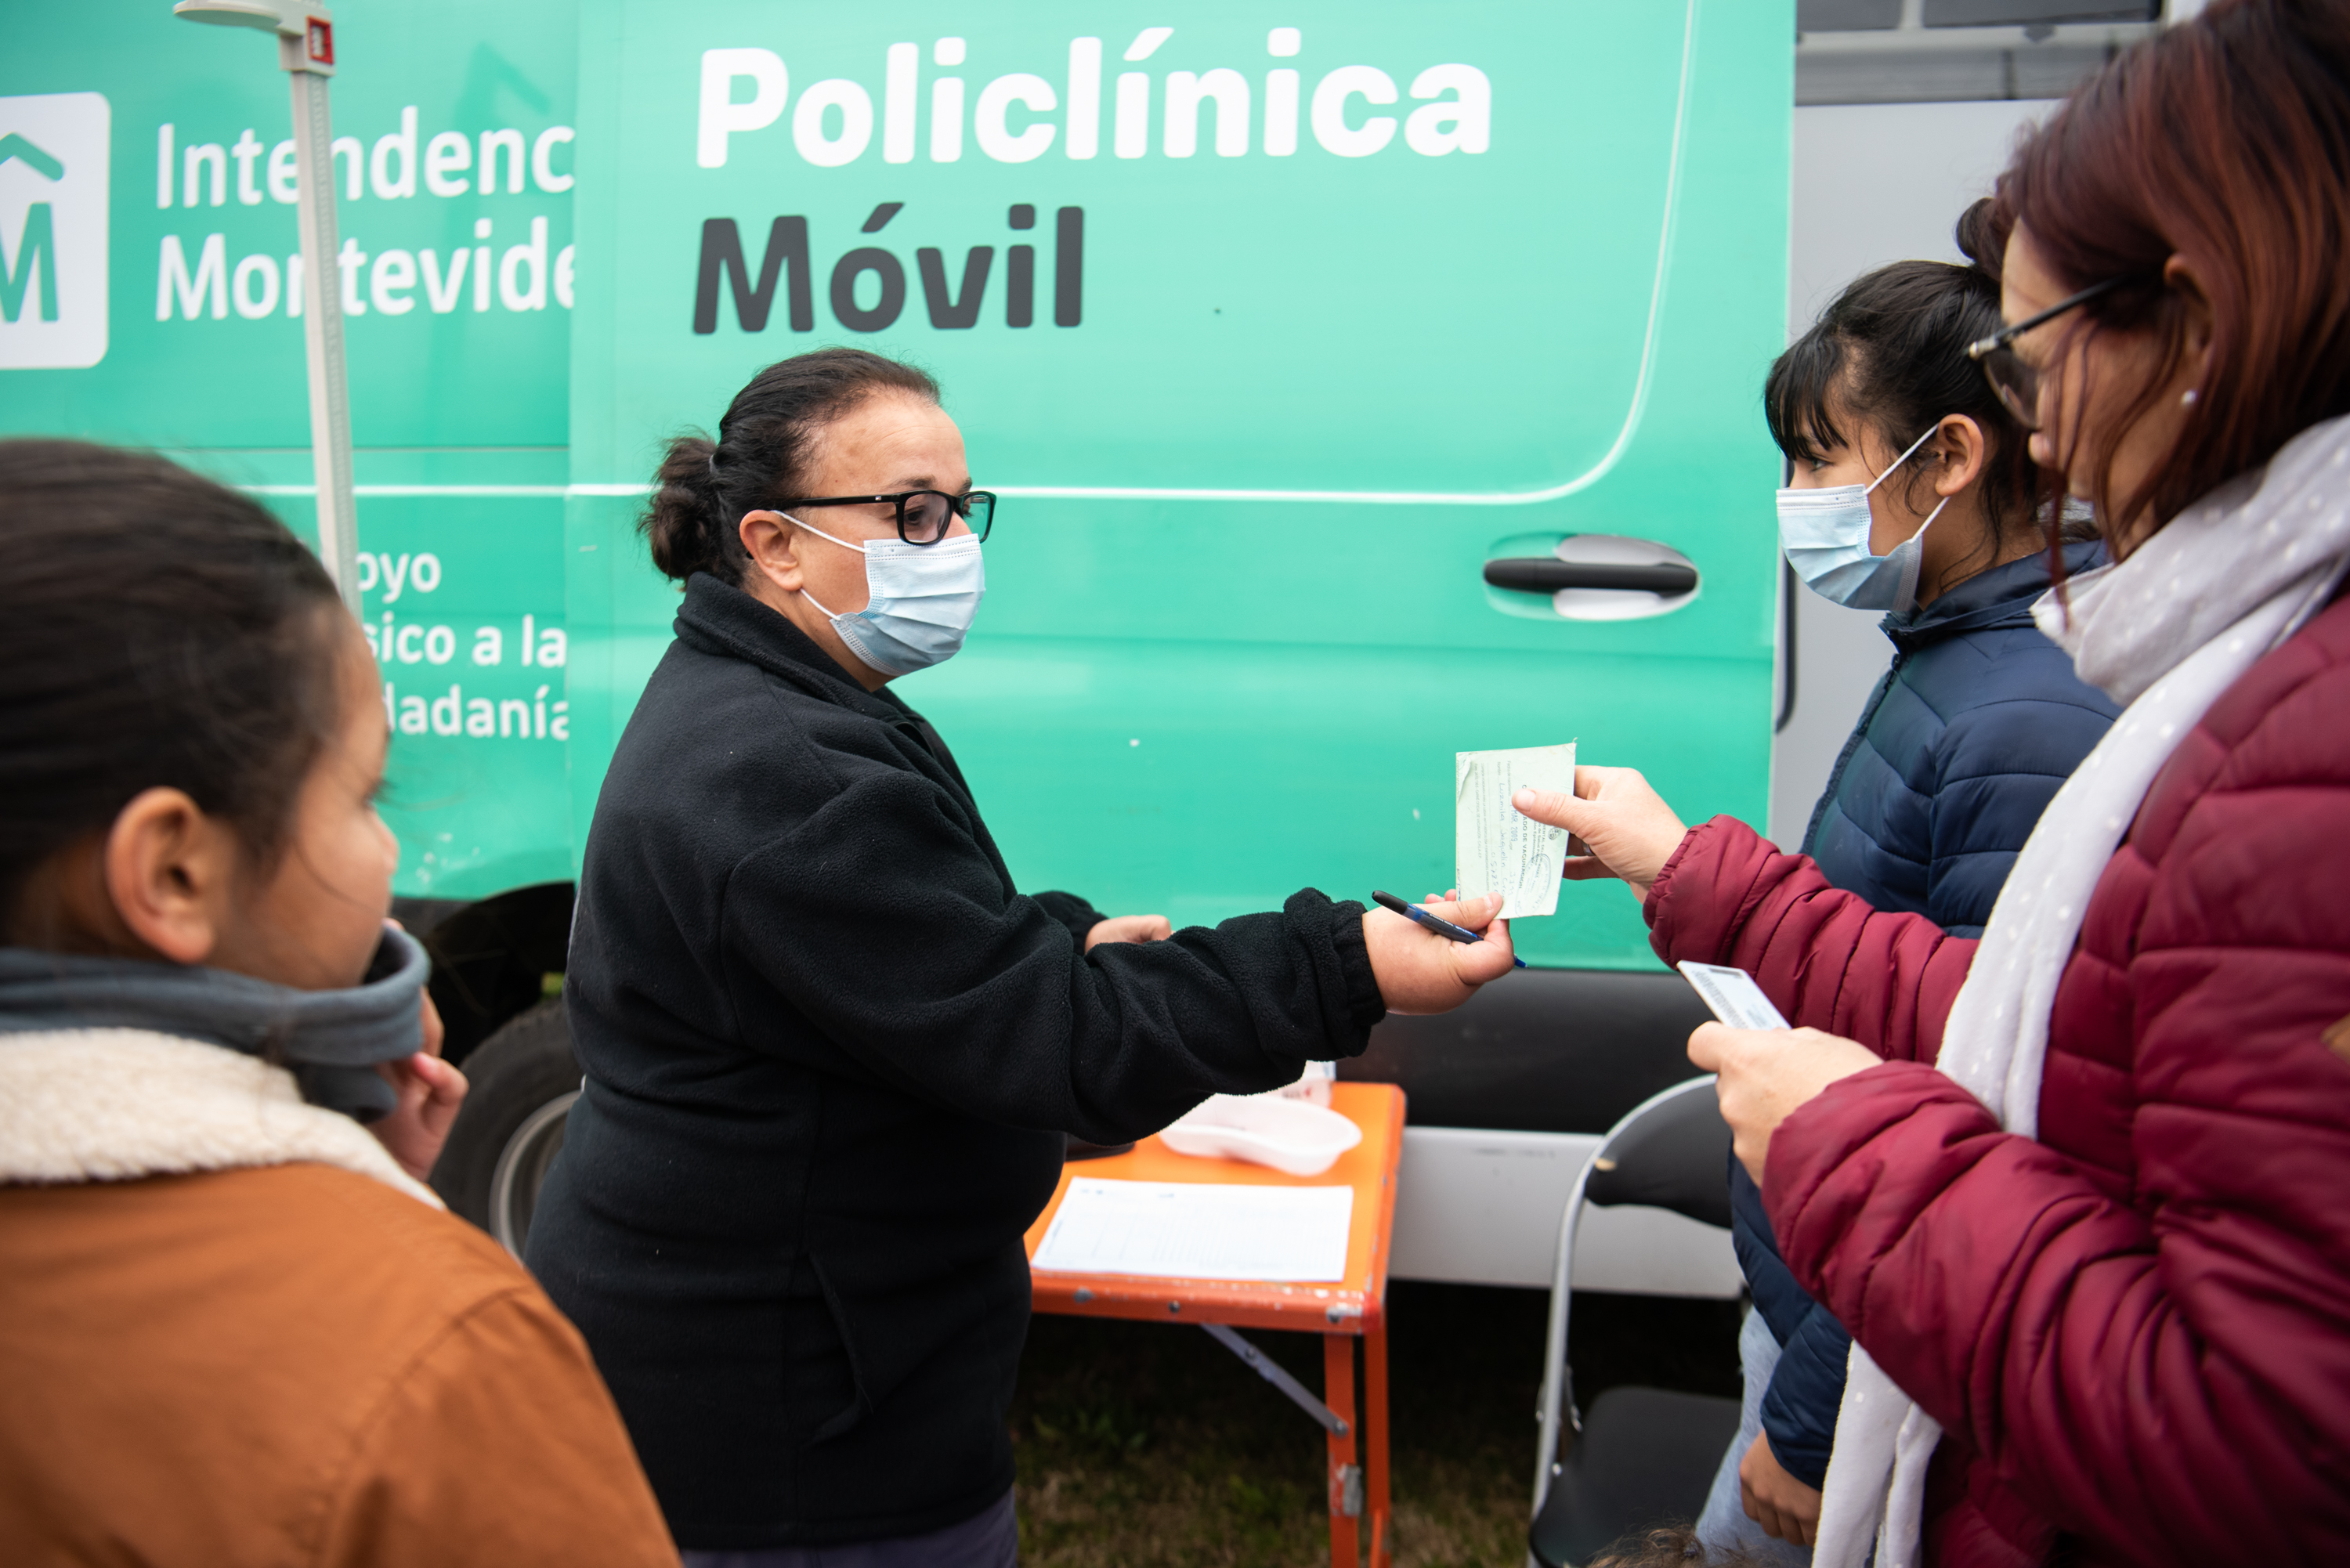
[428,999,579,1258]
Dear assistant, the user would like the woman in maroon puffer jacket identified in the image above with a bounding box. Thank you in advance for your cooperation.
[1519,5,2350,1566]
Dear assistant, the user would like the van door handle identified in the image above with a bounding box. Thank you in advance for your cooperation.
[1482,558,1699,595]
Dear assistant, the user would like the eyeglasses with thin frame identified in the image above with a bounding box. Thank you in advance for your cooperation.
[1965,273,2142,432]
[780,490,996,545]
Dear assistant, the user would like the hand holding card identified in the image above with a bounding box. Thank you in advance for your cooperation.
[1455,741,1576,917]
[1676,960,1791,1031]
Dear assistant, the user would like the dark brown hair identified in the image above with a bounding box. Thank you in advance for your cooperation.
[1987,0,2350,538]
[642,348,942,584]
[1766,208,2038,576]
[0,441,345,924]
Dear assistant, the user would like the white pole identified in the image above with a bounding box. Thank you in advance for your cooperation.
[279,28,360,617]
[175,3,358,617]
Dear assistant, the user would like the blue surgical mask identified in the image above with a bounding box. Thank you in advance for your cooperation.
[1777,424,1951,614]
[790,515,985,677]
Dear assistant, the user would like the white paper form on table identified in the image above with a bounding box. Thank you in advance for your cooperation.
[1032,1178,1354,1282]
[1455,741,1577,919]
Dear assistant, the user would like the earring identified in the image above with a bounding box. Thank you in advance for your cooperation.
[2180,388,2200,408]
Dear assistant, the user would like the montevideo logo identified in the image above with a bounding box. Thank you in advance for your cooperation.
[0,134,63,323]
[0,92,110,370]
[687,27,1488,337]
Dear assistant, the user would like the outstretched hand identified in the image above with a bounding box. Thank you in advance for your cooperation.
[1362,892,1515,1015]
[1511,764,1691,901]
[371,980,468,1183]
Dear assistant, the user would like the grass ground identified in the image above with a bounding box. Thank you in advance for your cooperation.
[1010,1283,1743,1568]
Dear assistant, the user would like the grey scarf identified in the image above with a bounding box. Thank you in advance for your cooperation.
[0,927,429,1121]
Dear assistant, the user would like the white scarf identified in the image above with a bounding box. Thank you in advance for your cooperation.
[1813,414,2350,1568]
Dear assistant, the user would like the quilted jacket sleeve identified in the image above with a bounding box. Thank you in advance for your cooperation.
[1759,606,2350,1566]
[1759,1300,1853,1494]
[1922,663,2118,937]
[1643,815,1975,1063]
[1733,1161,1851,1493]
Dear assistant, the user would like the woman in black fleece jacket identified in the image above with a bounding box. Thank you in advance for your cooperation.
[526,349,1514,1563]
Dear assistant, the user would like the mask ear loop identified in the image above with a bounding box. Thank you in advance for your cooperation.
[774,511,867,620]
[1893,492,1954,608]
[1887,420,1958,609]
[780,512,873,556]
[1864,424,1954,591]
[1862,423,1947,497]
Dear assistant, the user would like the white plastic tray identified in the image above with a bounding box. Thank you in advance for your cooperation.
[1160,1093,1364,1177]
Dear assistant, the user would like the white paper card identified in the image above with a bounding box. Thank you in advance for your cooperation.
[1032,1178,1354,1282]
[1677,961,1791,1031]
[1455,741,1577,919]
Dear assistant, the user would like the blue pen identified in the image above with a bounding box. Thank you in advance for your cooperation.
[1370,890,1527,969]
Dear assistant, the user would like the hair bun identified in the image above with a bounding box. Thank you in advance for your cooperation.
[1954,197,2002,278]
[643,435,721,583]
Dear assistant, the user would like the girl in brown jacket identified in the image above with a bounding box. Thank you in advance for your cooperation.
[0,443,676,1566]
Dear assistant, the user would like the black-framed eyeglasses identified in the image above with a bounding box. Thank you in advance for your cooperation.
[1965,273,2142,432]
[781,490,996,545]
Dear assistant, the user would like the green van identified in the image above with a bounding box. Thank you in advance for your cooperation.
[2,0,1793,1284]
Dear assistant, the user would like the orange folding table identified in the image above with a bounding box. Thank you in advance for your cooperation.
[1023,1082,1406,1568]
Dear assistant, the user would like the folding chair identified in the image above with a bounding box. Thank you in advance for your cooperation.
[1528,1076,1744,1567]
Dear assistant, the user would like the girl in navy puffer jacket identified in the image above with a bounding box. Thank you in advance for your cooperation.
[1697,229,2117,1563]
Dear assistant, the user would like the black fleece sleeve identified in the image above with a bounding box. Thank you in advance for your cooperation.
[718,768,1385,1143]
[1029,891,1107,948]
